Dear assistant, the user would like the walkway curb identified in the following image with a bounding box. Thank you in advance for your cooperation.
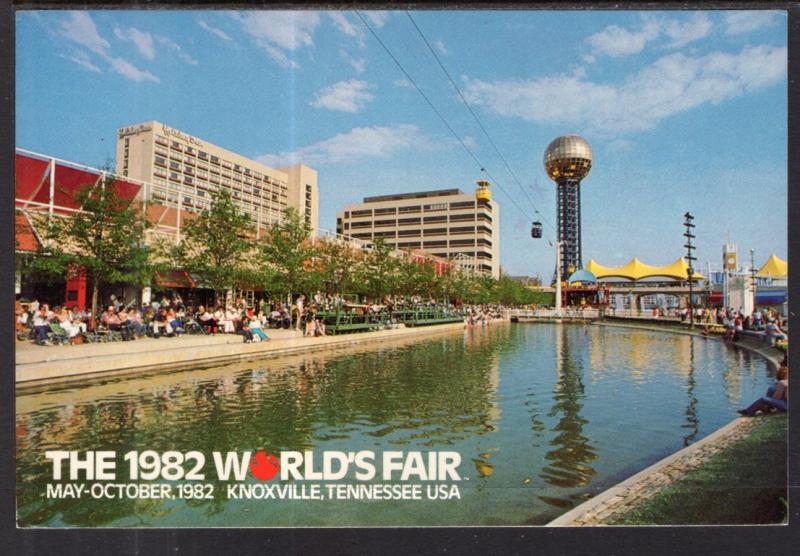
[546,417,753,526]
[15,321,490,388]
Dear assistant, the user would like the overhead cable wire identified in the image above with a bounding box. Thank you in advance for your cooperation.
[353,10,532,221]
[404,11,554,231]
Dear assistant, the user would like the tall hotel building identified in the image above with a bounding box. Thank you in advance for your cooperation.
[336,183,500,278]
[115,121,319,233]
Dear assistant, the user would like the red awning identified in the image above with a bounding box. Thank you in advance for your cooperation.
[154,270,195,289]
[15,213,40,252]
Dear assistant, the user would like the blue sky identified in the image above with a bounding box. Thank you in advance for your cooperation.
[16,9,787,278]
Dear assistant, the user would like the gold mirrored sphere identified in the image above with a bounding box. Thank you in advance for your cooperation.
[544,135,593,181]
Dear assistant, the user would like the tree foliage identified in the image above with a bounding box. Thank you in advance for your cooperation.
[29,176,152,318]
[176,189,254,298]
[257,207,318,300]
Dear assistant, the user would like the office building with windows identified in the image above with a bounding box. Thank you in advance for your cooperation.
[115,121,318,233]
[335,185,500,278]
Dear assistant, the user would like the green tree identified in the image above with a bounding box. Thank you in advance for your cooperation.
[176,189,253,301]
[30,175,153,321]
[397,255,438,299]
[258,207,317,300]
[362,238,400,301]
[314,238,364,296]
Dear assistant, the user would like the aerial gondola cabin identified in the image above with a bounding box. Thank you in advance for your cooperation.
[531,221,542,238]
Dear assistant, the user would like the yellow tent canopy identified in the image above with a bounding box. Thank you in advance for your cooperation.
[585,257,705,281]
[756,254,787,279]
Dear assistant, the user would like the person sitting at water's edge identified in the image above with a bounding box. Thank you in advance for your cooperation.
[738,364,788,416]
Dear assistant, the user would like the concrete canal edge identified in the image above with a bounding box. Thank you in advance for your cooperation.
[546,319,784,526]
[16,320,496,390]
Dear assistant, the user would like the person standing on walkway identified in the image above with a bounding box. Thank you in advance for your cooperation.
[295,295,305,331]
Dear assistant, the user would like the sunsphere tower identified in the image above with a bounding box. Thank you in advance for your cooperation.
[543,134,593,281]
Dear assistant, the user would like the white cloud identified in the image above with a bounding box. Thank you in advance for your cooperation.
[60,11,110,55]
[339,49,366,73]
[61,52,101,73]
[237,11,320,67]
[197,18,232,41]
[393,78,412,88]
[663,13,713,49]
[106,55,160,83]
[605,138,633,153]
[328,12,360,37]
[724,11,780,35]
[586,14,711,59]
[586,20,661,58]
[58,12,159,84]
[433,39,447,55]
[156,36,199,66]
[463,44,786,134]
[257,124,432,166]
[114,27,155,60]
[365,11,389,28]
[311,79,375,113]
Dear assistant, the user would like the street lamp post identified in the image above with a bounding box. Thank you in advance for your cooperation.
[683,212,696,328]
[750,249,757,314]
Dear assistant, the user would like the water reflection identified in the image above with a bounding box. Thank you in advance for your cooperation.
[539,325,598,508]
[682,337,699,447]
[16,324,773,527]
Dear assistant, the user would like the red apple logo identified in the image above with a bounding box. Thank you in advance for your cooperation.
[250,451,280,481]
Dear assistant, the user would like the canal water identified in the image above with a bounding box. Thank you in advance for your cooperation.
[16,324,774,526]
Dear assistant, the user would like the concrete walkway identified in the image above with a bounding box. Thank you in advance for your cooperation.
[16,322,474,387]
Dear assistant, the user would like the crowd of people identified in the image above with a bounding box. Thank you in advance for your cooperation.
[15,291,509,347]
[677,306,789,346]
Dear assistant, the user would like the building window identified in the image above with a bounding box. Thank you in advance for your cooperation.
[449,226,475,235]
[450,239,476,247]
[424,240,447,248]
[375,207,396,215]
[423,228,447,236]
[450,201,475,209]
[398,217,421,226]
[352,209,372,217]
[374,219,396,227]
[424,203,447,211]
[398,229,420,237]
[399,205,421,213]
[423,215,447,223]
[450,213,475,222]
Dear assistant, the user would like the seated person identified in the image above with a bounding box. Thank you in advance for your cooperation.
[151,308,173,337]
[249,317,269,342]
[240,317,254,343]
[214,307,233,333]
[313,318,327,337]
[32,307,51,343]
[167,307,184,335]
[116,309,133,340]
[101,306,122,332]
[765,319,788,346]
[197,305,217,334]
[126,308,145,336]
[738,365,788,416]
